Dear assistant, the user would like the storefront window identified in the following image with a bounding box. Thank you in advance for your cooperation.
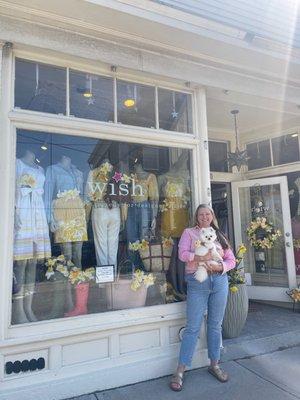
[246,140,272,170]
[14,59,194,134]
[12,129,193,324]
[69,70,114,122]
[272,134,299,166]
[15,59,66,115]
[158,89,193,133]
[117,80,156,128]
[208,141,230,172]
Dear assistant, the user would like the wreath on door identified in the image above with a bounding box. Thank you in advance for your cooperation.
[246,217,281,250]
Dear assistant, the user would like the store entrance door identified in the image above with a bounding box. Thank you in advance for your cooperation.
[232,176,297,302]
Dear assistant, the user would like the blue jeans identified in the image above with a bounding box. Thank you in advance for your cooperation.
[126,201,152,267]
[179,273,228,366]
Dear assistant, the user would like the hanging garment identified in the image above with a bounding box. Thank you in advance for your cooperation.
[92,204,121,267]
[160,175,190,238]
[44,163,87,243]
[14,159,51,261]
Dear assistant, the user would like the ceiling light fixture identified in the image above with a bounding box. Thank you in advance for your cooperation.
[123,84,137,108]
[41,145,48,151]
[227,109,249,171]
[83,75,93,98]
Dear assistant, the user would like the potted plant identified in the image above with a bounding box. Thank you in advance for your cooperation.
[107,267,155,310]
[222,244,249,339]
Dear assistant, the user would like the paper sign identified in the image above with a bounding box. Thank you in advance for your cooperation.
[96,265,115,283]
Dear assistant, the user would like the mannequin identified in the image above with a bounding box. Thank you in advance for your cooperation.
[86,159,122,269]
[45,155,87,264]
[126,162,159,266]
[44,155,87,318]
[158,152,190,299]
[13,150,51,324]
[158,152,190,238]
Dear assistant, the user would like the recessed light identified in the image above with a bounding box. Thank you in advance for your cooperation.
[41,145,47,151]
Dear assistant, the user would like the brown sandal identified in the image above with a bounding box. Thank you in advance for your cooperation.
[169,372,184,391]
[208,365,229,383]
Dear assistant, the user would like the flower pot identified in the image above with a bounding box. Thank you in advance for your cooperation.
[105,279,148,310]
[222,283,249,339]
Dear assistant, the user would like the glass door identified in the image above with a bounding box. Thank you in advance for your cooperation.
[232,176,297,302]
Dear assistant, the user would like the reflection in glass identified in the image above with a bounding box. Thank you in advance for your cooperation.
[12,130,193,324]
[272,134,299,166]
[208,141,230,172]
[238,184,287,287]
[158,89,193,133]
[287,171,300,276]
[246,140,272,170]
[117,80,155,128]
[15,58,66,115]
[69,70,114,122]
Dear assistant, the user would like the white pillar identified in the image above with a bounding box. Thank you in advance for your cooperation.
[0,42,14,341]
[195,86,211,205]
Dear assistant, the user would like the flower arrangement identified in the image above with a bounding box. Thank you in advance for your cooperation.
[129,237,174,251]
[45,255,73,280]
[246,217,281,250]
[228,244,247,293]
[19,173,36,188]
[68,267,95,285]
[293,239,300,250]
[130,269,155,291]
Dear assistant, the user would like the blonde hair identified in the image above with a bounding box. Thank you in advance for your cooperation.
[194,204,230,249]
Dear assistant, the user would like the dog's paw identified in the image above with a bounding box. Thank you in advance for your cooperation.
[194,266,208,283]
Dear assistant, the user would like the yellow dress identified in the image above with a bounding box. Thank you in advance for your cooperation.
[160,176,190,238]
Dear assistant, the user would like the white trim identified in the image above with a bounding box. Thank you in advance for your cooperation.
[232,176,297,301]
[1,17,300,105]
[9,110,198,147]
[195,87,211,204]
[0,42,15,341]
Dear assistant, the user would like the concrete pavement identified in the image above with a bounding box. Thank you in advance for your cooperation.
[67,346,300,400]
[66,302,300,400]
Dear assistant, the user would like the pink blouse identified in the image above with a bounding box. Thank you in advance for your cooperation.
[178,226,236,275]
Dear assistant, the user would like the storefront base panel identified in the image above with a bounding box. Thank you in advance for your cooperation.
[0,320,208,400]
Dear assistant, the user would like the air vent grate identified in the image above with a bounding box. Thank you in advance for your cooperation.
[5,357,45,375]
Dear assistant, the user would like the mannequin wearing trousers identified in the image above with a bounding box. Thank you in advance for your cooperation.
[86,159,122,269]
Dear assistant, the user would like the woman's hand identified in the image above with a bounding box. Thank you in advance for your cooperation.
[205,261,223,274]
[194,250,212,263]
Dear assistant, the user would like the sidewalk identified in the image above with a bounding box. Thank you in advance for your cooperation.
[67,302,300,400]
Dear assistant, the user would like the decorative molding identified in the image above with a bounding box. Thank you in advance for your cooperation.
[0,1,300,88]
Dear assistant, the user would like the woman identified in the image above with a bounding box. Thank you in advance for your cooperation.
[169,204,236,391]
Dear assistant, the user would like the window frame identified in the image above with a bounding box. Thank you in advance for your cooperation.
[14,55,196,135]
[0,49,204,343]
[245,131,300,172]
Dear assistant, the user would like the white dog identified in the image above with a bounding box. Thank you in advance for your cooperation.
[194,227,223,283]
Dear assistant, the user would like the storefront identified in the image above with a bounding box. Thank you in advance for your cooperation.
[0,1,300,399]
